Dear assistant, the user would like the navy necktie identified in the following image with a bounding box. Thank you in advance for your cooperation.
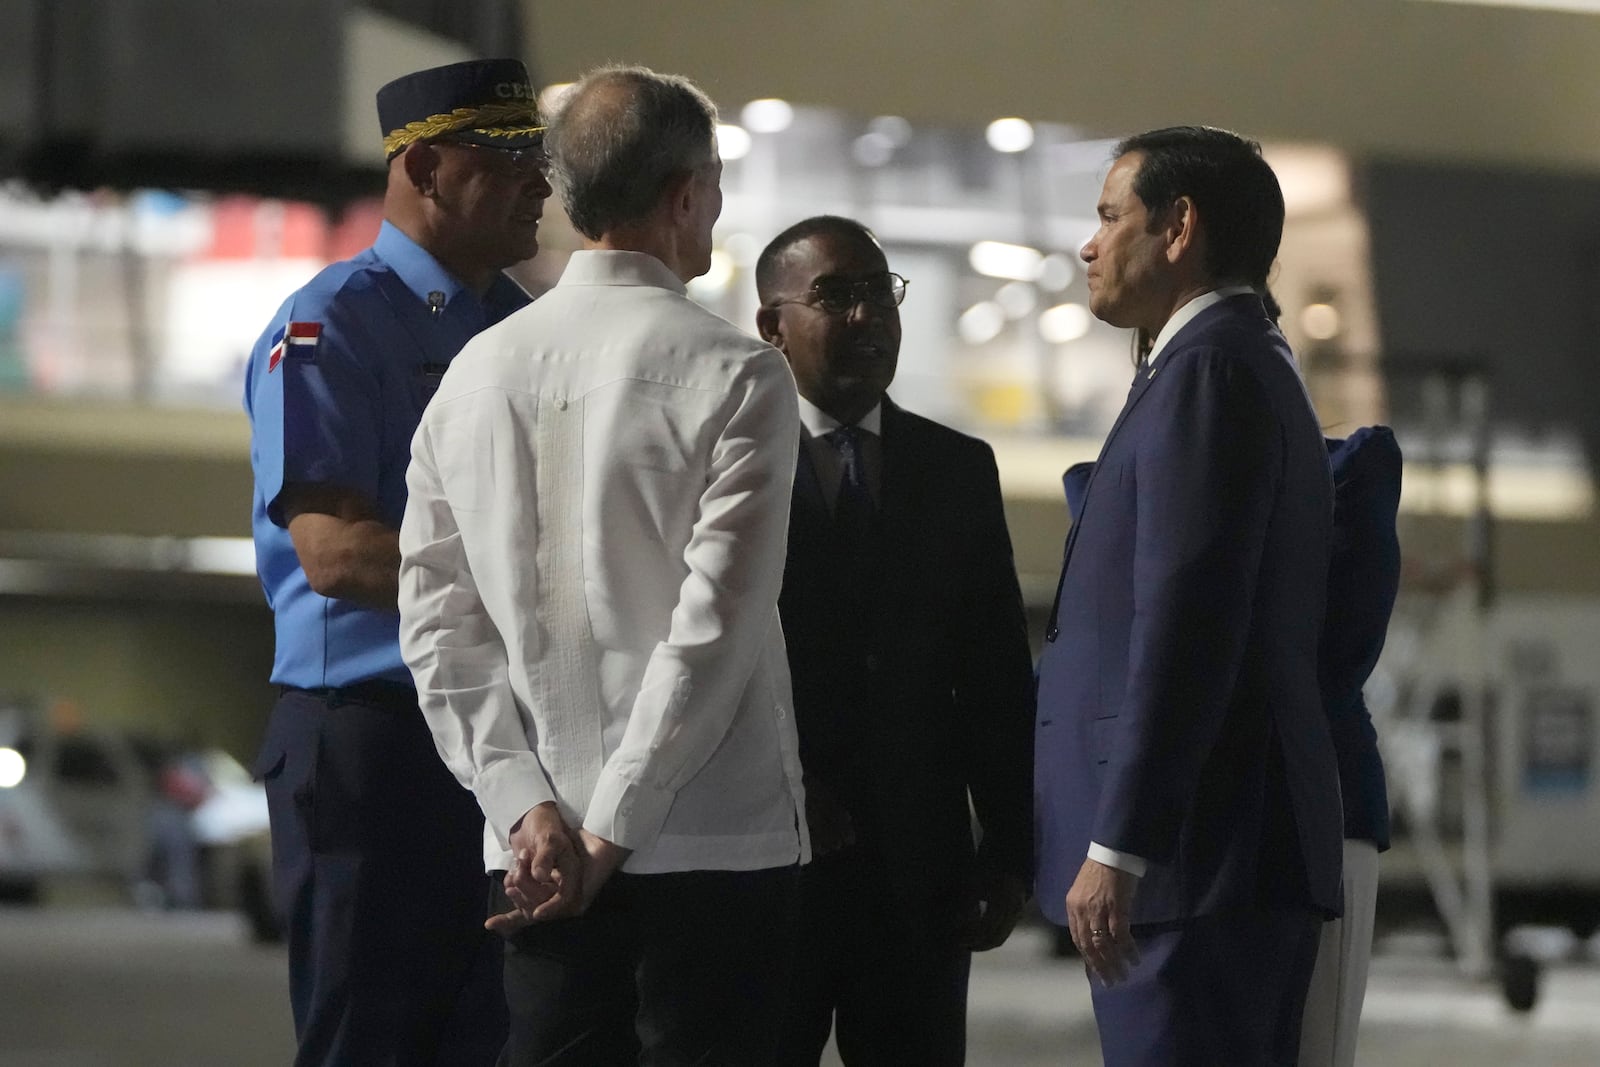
[827,425,875,544]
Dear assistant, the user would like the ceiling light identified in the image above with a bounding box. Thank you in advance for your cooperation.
[1300,303,1342,341]
[986,118,1034,154]
[688,249,736,298]
[0,747,25,789]
[958,302,1006,345]
[741,99,794,134]
[538,83,574,114]
[1036,253,1077,291]
[868,115,914,147]
[969,240,1043,281]
[995,281,1038,320]
[716,124,752,161]
[1039,303,1093,344]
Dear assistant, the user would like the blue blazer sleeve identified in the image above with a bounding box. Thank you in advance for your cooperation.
[1323,426,1402,850]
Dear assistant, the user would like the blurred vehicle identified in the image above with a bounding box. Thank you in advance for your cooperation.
[0,701,279,941]
[128,737,281,943]
[0,701,150,903]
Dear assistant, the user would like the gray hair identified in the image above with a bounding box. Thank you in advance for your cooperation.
[545,65,719,240]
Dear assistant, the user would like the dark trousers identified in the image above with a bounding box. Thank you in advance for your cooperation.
[780,853,971,1067]
[497,865,799,1067]
[256,686,506,1067]
[1089,908,1323,1067]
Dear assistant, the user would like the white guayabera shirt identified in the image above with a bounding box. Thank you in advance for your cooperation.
[399,250,810,875]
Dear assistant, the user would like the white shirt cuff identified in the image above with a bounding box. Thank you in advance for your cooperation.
[1088,842,1148,878]
[583,764,676,852]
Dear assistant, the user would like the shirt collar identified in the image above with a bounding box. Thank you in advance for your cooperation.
[1146,285,1258,366]
[373,220,476,309]
[796,394,882,438]
[556,250,688,295]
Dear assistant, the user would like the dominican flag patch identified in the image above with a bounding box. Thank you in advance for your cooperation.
[267,321,322,372]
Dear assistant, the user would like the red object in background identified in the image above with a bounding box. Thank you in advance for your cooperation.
[159,764,210,812]
[205,198,337,261]
[330,200,384,260]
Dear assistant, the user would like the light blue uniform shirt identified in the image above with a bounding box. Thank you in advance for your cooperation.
[244,221,529,688]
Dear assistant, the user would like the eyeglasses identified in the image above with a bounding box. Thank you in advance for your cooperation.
[434,138,549,175]
[769,273,909,315]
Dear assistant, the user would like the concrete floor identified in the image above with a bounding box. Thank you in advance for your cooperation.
[1,906,1596,1066]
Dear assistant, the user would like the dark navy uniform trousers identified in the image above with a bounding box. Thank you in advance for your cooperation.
[256,683,506,1066]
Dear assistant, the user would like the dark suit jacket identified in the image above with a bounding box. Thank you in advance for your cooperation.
[1059,429,1403,856]
[1324,426,1402,850]
[1035,293,1343,927]
[781,397,1036,932]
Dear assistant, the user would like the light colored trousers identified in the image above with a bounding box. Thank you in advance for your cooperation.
[1297,840,1380,1067]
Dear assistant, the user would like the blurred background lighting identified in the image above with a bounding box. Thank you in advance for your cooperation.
[1038,302,1094,344]
[969,240,1043,281]
[868,115,914,147]
[538,82,574,114]
[0,747,25,788]
[687,249,735,299]
[716,124,752,160]
[958,301,1007,345]
[741,98,795,134]
[1301,302,1342,340]
[985,117,1035,153]
[852,132,896,168]
[1036,253,1077,291]
[995,281,1039,320]
[721,232,760,267]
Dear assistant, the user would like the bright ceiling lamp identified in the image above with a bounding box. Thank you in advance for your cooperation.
[970,241,1043,281]
[717,124,752,161]
[958,302,1006,345]
[741,99,795,134]
[986,118,1035,153]
[1039,303,1093,344]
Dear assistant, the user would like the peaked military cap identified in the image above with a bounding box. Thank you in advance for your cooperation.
[377,58,544,160]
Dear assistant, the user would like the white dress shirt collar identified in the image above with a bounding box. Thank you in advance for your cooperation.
[1146,285,1258,367]
[557,249,688,295]
[796,394,882,438]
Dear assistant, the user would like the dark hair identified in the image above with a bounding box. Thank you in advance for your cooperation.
[1114,126,1283,288]
[755,215,883,303]
[544,66,717,240]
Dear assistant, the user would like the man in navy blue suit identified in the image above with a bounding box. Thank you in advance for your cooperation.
[1034,127,1344,1066]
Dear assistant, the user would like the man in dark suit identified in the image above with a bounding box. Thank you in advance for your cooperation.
[755,216,1036,1066]
[1034,127,1344,1066]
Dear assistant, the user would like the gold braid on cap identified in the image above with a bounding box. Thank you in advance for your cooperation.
[384,102,545,157]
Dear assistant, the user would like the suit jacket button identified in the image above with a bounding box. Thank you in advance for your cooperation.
[1046,626,1059,642]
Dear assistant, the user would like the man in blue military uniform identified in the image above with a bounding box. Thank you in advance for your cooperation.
[243,58,552,1066]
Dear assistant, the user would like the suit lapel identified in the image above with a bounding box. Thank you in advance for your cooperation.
[1046,296,1265,631]
[1057,295,1265,573]
[1054,366,1157,576]
[792,436,826,514]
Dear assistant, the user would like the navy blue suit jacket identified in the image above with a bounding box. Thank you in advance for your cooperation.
[1323,427,1402,850]
[1035,293,1343,926]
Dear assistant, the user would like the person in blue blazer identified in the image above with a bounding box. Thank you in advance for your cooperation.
[1034,127,1344,1066]
[1298,426,1402,1067]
